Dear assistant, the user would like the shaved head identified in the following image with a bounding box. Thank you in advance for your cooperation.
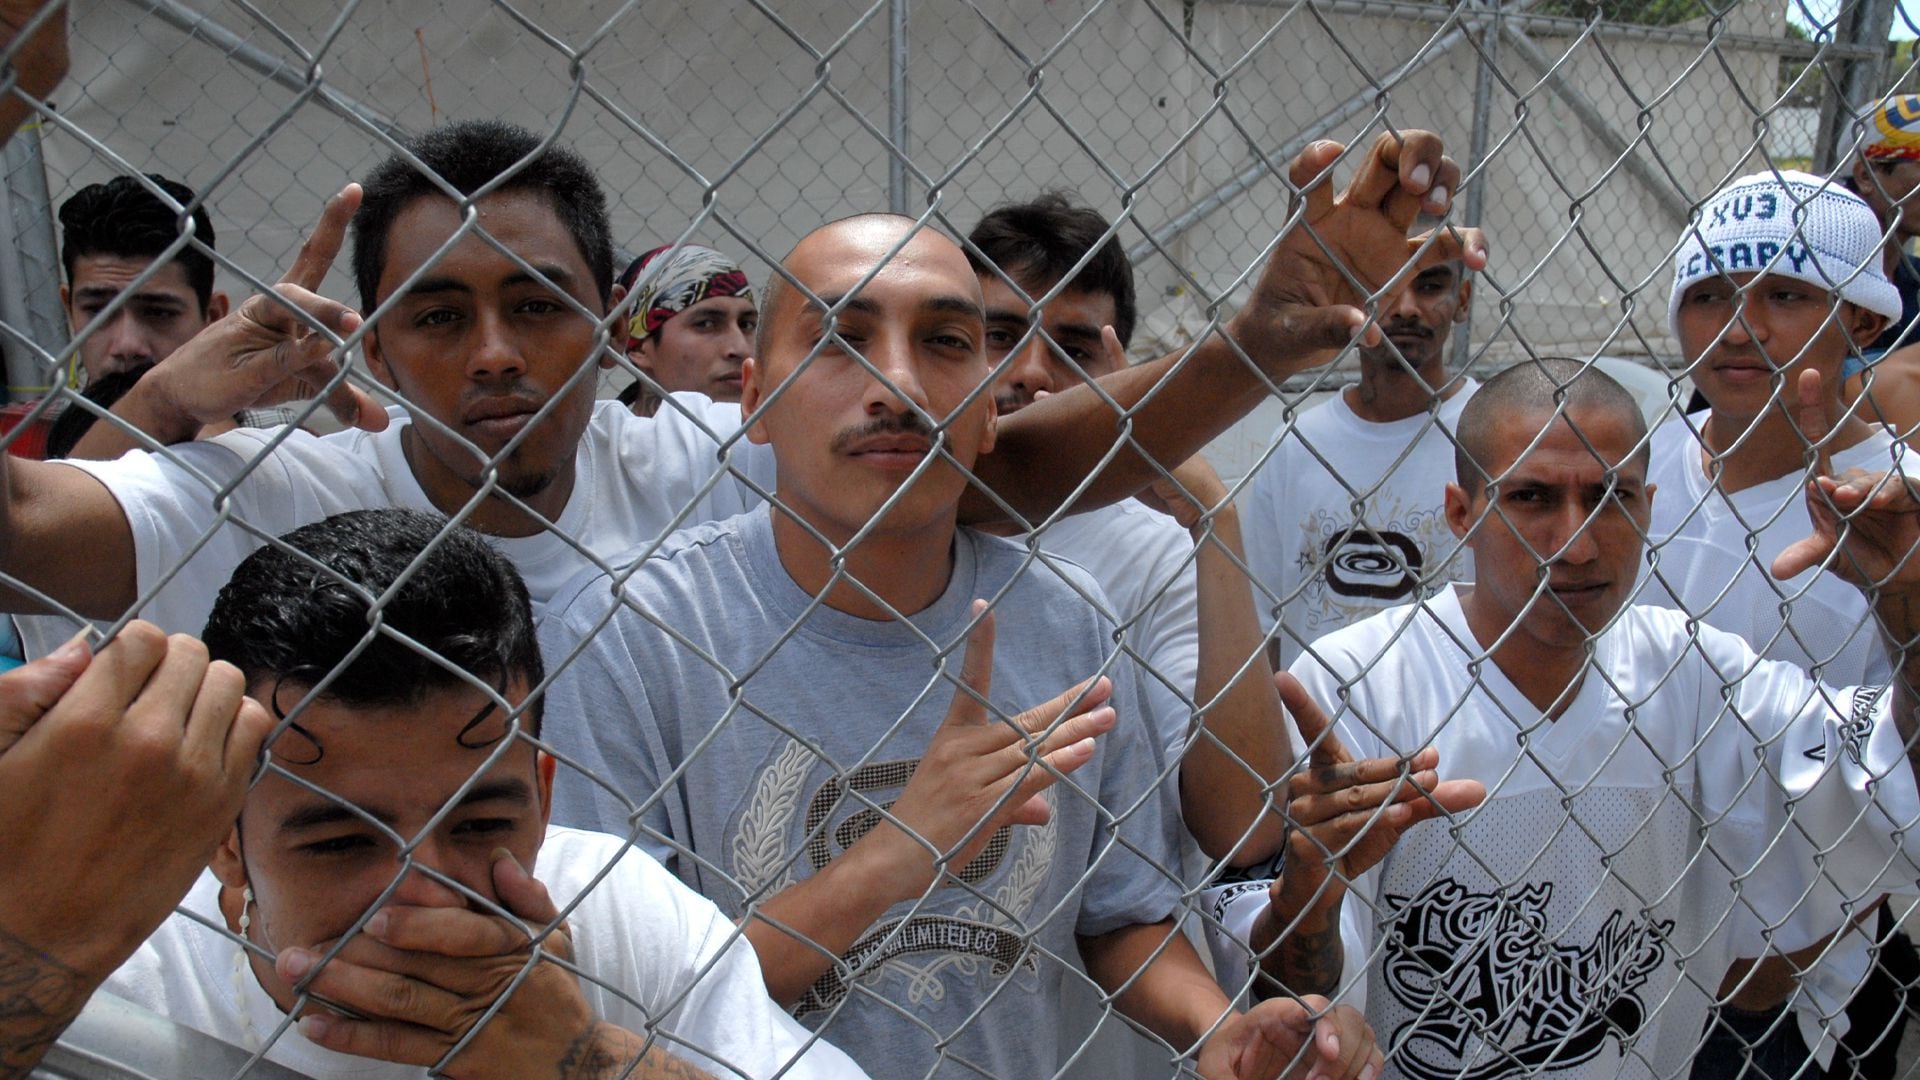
[756,213,933,360]
[1455,358,1649,492]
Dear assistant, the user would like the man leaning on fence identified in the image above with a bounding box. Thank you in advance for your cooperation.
[1242,357,1920,1079]
[535,212,1382,1079]
[0,117,1479,662]
[97,508,867,1080]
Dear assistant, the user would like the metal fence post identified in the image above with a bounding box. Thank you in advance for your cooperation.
[1814,0,1898,174]
[1452,0,1499,373]
[889,0,911,214]
[0,120,67,402]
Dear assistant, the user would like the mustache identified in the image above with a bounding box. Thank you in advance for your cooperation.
[829,412,934,453]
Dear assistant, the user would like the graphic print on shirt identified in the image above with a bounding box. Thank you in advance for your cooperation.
[1292,498,1461,641]
[731,739,1054,1015]
[1804,684,1885,769]
[1380,878,1673,1080]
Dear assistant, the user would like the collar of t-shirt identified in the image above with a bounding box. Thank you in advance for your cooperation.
[1426,583,1622,767]
[1322,377,1479,440]
[738,505,984,649]
[370,406,595,598]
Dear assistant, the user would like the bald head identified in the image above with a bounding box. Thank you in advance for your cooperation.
[1455,358,1648,492]
[756,213,957,361]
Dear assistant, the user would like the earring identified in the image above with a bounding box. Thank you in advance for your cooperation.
[238,885,253,937]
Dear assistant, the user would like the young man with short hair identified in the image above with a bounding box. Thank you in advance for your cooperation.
[966,193,1291,870]
[1243,228,1476,670]
[100,508,865,1079]
[1251,358,1920,1079]
[539,214,1382,1079]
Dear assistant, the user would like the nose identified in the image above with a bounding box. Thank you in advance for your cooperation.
[467,309,529,382]
[1002,336,1055,399]
[383,844,471,910]
[1550,501,1599,566]
[1386,282,1424,322]
[1721,294,1764,349]
[862,328,930,418]
[103,311,155,365]
[723,323,752,362]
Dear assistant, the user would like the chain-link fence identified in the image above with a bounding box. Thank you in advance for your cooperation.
[8,0,1920,1077]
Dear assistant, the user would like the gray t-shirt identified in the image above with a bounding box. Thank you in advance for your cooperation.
[540,507,1184,1079]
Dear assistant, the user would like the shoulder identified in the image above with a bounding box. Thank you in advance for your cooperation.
[538,826,723,957]
[545,511,756,630]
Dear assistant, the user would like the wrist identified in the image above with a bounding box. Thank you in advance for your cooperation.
[844,823,934,906]
[129,367,210,444]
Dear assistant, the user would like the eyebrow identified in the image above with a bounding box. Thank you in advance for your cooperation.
[73,286,188,308]
[275,778,535,837]
[394,264,577,300]
[812,293,985,324]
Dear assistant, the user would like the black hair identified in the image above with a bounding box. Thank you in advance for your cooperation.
[43,361,156,460]
[202,509,544,738]
[59,174,217,311]
[966,193,1137,347]
[351,120,614,313]
[1454,357,1650,493]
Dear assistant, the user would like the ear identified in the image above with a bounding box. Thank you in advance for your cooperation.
[978,386,998,457]
[362,325,396,389]
[1444,481,1476,540]
[535,751,557,831]
[1854,157,1875,190]
[211,823,247,890]
[604,283,629,370]
[1845,302,1890,349]
[205,292,230,321]
[741,355,772,446]
[58,282,69,313]
[1453,277,1474,324]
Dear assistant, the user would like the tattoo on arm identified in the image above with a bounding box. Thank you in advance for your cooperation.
[0,924,97,1080]
[1257,916,1344,1002]
[556,1023,718,1080]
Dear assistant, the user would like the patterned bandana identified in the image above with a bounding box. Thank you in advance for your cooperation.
[618,243,755,339]
[1864,95,1920,163]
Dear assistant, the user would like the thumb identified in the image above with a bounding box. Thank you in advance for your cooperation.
[0,634,92,755]
[1279,304,1374,353]
[490,847,561,928]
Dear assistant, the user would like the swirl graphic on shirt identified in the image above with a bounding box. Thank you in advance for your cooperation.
[1379,878,1672,1080]
[732,741,1049,1015]
[1321,527,1424,600]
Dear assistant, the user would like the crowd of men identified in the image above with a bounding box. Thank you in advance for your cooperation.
[7,7,1920,1080]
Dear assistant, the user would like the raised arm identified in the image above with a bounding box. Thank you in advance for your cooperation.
[69,184,382,460]
[965,132,1486,525]
[1251,676,1482,1000]
[743,606,1116,1005]
[1137,455,1291,865]
[0,625,270,1078]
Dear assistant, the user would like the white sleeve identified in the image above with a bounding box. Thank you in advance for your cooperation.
[1241,447,1290,637]
[653,394,776,508]
[1704,627,1920,936]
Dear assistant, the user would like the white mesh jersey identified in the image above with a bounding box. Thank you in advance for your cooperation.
[1290,587,1920,1080]
[1640,415,1916,1062]
[101,826,868,1079]
[1243,382,1477,669]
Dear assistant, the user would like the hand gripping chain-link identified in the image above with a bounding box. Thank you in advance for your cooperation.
[6,1,1920,1079]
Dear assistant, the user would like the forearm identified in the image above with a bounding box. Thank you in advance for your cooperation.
[0,923,102,1080]
[1250,894,1346,1001]
[1182,506,1291,865]
[554,1023,717,1080]
[969,324,1297,525]
[740,836,914,1007]
[1078,920,1237,1051]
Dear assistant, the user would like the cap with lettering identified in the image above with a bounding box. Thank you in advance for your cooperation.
[1668,169,1900,339]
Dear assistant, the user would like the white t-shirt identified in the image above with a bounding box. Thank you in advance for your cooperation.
[19,395,773,658]
[100,826,866,1079]
[1641,416,1916,1063]
[1024,499,1199,759]
[1243,383,1477,668]
[1285,588,1920,1080]
[1643,416,1912,685]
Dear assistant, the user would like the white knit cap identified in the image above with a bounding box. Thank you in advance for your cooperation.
[1668,169,1901,339]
